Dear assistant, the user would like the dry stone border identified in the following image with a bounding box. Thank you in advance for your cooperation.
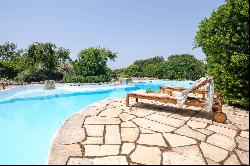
[48,98,249,165]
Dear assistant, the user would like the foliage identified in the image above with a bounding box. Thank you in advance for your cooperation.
[73,47,117,77]
[160,54,206,80]
[120,55,205,80]
[146,88,154,93]
[63,74,111,83]
[194,0,249,107]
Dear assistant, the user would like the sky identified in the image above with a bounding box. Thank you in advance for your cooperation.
[0,0,225,69]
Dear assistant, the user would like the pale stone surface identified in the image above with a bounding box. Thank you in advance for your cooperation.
[56,127,86,145]
[98,108,123,117]
[223,154,241,165]
[84,145,120,156]
[240,130,249,138]
[206,133,236,151]
[105,125,121,144]
[121,143,135,154]
[121,127,140,142]
[212,121,239,131]
[205,158,219,165]
[132,118,176,133]
[67,157,93,165]
[137,133,167,147]
[128,109,155,117]
[93,156,128,165]
[119,113,136,121]
[206,125,237,138]
[187,120,207,129]
[67,156,128,165]
[235,136,249,151]
[195,128,214,135]
[163,145,206,165]
[48,144,82,165]
[130,145,161,165]
[139,127,156,134]
[163,133,197,147]
[84,116,121,125]
[236,149,249,165]
[146,113,185,128]
[84,125,104,137]
[82,137,103,145]
[174,125,206,141]
[121,121,137,128]
[49,98,249,165]
[200,142,228,162]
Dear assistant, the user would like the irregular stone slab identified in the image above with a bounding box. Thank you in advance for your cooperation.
[121,121,137,128]
[132,118,176,133]
[130,145,161,165]
[187,120,207,129]
[200,142,228,162]
[84,116,121,125]
[67,157,93,165]
[121,127,139,142]
[195,128,214,135]
[205,158,219,165]
[228,114,249,130]
[240,131,249,138]
[163,133,197,147]
[63,114,85,129]
[128,109,155,117]
[137,133,167,147]
[121,143,136,154]
[119,113,136,121]
[146,113,185,128]
[56,127,86,145]
[174,125,206,141]
[206,125,237,138]
[84,145,120,157]
[92,156,128,165]
[48,144,82,165]
[212,121,239,131]
[84,125,104,137]
[140,127,156,134]
[206,133,236,151]
[68,156,128,165]
[235,136,249,151]
[82,137,103,145]
[236,149,249,165]
[223,153,241,165]
[169,110,196,121]
[163,145,206,165]
[98,108,123,117]
[105,125,121,144]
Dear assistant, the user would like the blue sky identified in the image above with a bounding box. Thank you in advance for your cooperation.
[0,0,225,69]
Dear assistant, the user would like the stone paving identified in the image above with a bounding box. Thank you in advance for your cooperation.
[48,98,249,165]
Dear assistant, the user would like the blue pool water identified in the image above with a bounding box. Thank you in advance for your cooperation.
[0,80,193,164]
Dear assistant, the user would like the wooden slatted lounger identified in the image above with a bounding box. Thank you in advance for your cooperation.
[126,77,227,123]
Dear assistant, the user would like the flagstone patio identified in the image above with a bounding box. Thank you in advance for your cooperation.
[48,98,249,165]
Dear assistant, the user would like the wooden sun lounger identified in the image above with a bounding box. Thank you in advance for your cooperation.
[126,78,227,123]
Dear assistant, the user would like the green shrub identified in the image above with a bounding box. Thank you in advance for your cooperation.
[146,88,154,93]
[195,0,249,107]
[63,74,111,83]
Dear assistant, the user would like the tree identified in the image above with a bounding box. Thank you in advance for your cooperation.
[194,0,249,107]
[73,47,117,76]
[16,42,71,81]
[0,42,21,60]
[161,54,206,80]
[0,42,22,79]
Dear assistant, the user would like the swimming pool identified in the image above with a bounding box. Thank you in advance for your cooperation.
[0,80,193,165]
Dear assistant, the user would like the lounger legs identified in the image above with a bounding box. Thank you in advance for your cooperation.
[126,95,129,107]
[135,98,138,102]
